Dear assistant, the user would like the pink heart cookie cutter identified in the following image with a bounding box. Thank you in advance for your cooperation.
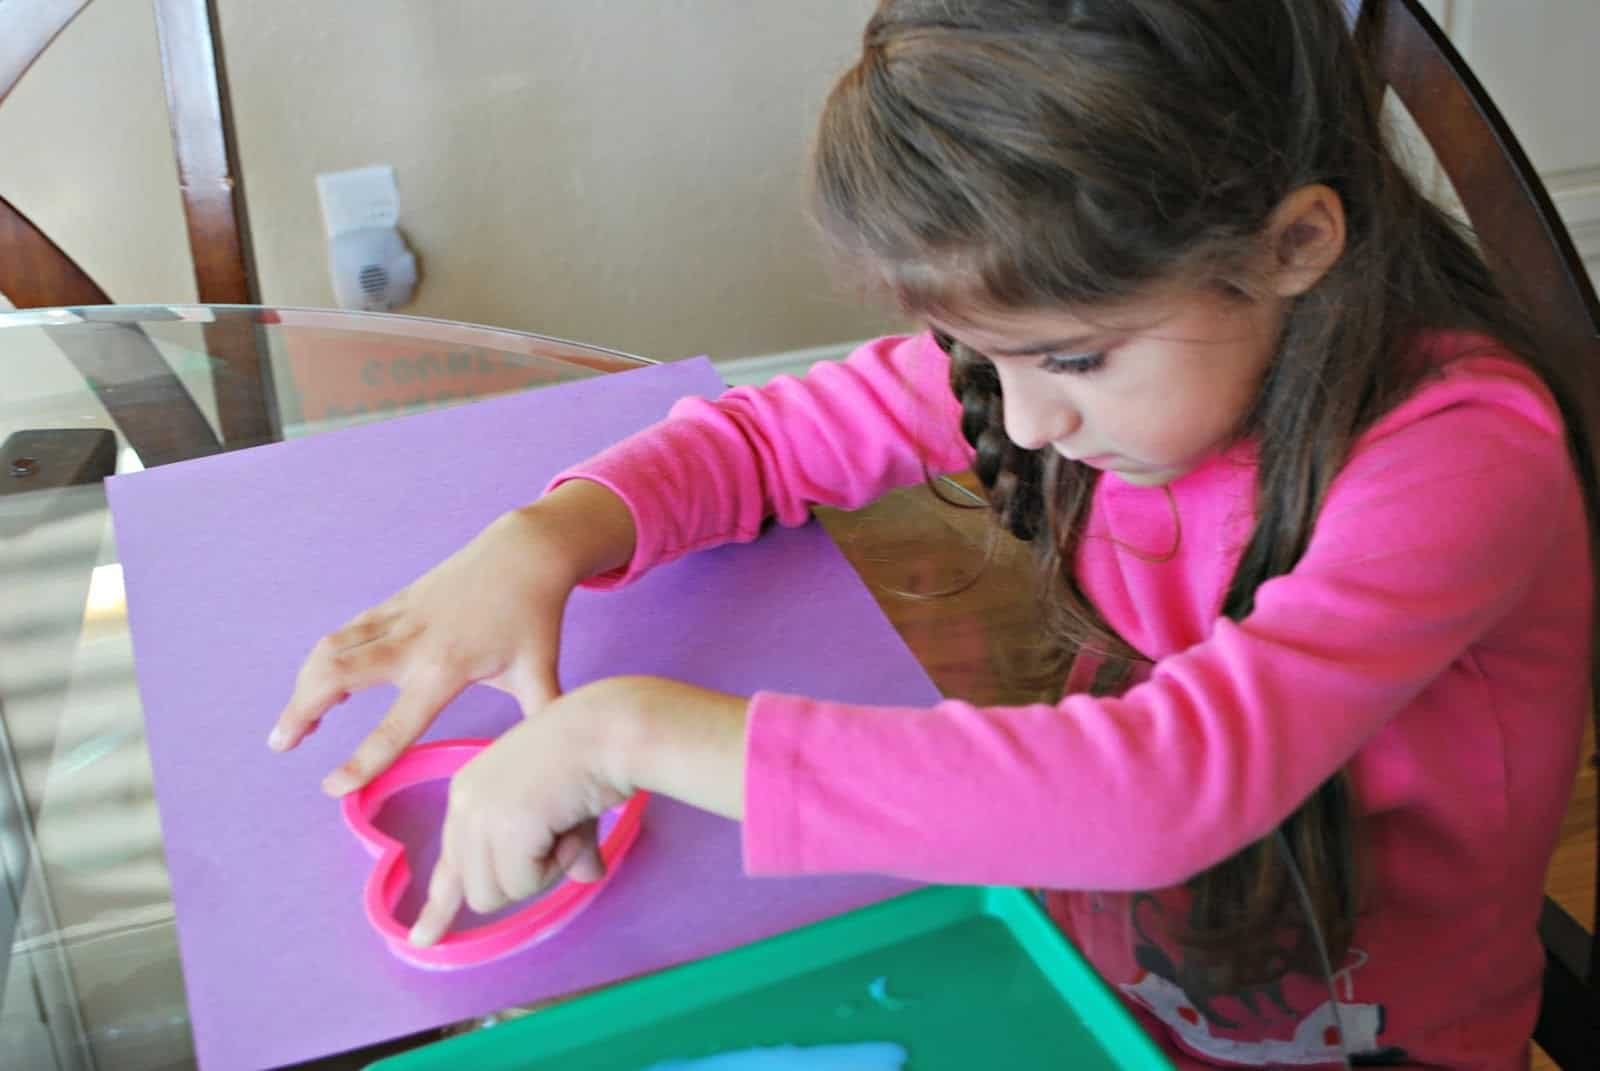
[340,738,649,970]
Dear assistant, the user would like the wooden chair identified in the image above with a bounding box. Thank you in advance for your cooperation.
[1355,2,1600,1067]
[1,0,274,462]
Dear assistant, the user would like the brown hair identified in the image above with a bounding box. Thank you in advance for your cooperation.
[810,0,1553,989]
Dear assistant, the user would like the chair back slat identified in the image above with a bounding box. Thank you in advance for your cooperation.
[0,194,111,307]
[1358,1,1600,1065]
[153,0,258,307]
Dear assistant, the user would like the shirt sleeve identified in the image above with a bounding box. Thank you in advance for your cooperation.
[546,332,971,589]
[743,363,1588,889]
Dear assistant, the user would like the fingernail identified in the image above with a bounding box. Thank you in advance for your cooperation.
[409,922,436,947]
[322,771,355,797]
[267,728,288,751]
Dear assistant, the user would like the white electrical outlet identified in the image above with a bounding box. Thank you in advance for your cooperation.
[315,165,417,311]
[316,165,401,235]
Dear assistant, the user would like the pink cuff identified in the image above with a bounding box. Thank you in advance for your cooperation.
[741,690,806,875]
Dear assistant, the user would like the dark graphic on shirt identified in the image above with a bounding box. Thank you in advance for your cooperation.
[1118,893,1409,1066]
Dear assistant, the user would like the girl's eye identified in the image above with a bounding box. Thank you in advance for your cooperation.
[1037,351,1107,375]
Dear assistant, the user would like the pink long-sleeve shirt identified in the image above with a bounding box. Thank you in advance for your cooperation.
[551,331,1589,1069]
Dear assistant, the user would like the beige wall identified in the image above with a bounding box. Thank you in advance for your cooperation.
[2,0,902,363]
[10,2,1594,367]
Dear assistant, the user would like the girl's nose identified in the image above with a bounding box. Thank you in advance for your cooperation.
[1002,382,1079,451]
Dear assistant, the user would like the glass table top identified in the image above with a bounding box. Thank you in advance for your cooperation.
[0,305,652,1070]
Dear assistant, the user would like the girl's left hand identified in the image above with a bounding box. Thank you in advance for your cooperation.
[408,675,748,948]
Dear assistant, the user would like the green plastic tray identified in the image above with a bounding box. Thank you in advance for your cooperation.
[371,885,1172,1070]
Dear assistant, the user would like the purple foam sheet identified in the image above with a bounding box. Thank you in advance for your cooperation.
[106,359,935,1070]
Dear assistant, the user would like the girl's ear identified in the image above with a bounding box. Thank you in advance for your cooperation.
[1263,184,1347,297]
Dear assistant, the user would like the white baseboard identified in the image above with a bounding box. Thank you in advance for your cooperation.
[715,340,865,386]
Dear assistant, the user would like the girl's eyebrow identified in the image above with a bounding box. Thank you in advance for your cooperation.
[988,334,1101,357]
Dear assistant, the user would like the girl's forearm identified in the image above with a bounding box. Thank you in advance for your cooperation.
[592,676,749,820]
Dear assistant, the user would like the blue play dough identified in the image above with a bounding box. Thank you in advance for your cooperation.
[643,1042,908,1070]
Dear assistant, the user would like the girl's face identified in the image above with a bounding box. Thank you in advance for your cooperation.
[930,286,1288,487]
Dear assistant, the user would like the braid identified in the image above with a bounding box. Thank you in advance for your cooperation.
[942,332,1047,541]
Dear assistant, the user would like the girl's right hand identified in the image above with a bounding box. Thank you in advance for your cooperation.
[266,479,637,796]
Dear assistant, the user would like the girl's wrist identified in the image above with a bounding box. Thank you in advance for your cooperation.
[584,677,653,795]
[586,676,749,821]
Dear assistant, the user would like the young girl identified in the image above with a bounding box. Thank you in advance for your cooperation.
[270,2,1593,1066]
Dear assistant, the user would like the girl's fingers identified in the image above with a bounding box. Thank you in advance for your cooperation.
[498,613,564,717]
[509,656,563,717]
[330,604,398,650]
[270,641,356,751]
[491,828,543,904]
[461,823,503,915]
[550,822,606,884]
[411,856,464,948]
[268,611,404,750]
[321,671,463,796]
